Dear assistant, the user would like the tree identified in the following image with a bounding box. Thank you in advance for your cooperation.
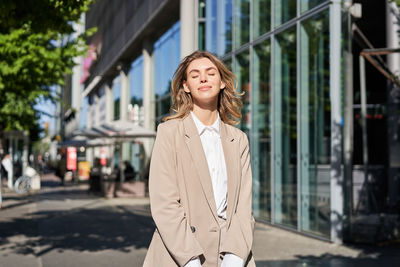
[0,0,94,145]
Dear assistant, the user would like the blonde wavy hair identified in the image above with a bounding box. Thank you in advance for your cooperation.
[163,51,243,125]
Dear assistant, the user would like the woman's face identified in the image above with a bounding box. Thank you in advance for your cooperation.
[183,57,225,108]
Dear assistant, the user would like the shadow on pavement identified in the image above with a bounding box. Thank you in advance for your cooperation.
[0,204,155,257]
[255,243,400,267]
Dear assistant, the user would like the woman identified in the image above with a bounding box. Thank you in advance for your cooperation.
[143,51,255,267]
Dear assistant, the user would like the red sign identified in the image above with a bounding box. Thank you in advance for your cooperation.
[100,147,107,166]
[67,147,77,171]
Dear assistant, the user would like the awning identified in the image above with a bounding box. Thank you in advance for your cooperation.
[58,136,113,148]
[102,120,156,139]
[72,121,156,139]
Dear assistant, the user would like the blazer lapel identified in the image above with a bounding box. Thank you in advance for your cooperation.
[183,115,218,220]
[220,121,239,226]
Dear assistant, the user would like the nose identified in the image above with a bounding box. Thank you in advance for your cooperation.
[200,72,207,83]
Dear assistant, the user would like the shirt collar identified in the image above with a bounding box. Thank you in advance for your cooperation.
[190,111,220,136]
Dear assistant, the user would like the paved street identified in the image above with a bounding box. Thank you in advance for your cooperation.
[1,173,399,267]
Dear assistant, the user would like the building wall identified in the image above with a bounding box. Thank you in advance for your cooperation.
[84,0,179,88]
[200,0,335,239]
[79,0,399,243]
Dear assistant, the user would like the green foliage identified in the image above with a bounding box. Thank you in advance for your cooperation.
[0,0,94,139]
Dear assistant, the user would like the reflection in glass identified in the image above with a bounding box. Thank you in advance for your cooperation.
[129,56,144,125]
[301,0,327,13]
[199,22,206,51]
[274,0,296,27]
[252,40,271,220]
[235,51,250,136]
[198,0,206,50]
[253,0,271,39]
[206,0,218,54]
[154,22,180,122]
[300,11,330,237]
[274,27,297,228]
[218,0,232,56]
[224,58,232,71]
[79,97,88,129]
[113,76,121,121]
[234,0,250,48]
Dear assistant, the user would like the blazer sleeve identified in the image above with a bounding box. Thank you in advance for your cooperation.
[149,123,204,266]
[220,131,255,262]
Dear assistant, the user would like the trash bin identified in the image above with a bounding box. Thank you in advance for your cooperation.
[101,174,115,198]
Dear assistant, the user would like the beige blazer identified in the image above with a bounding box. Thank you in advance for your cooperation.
[143,115,255,267]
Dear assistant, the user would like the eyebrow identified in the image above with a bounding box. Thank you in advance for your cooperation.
[188,67,217,74]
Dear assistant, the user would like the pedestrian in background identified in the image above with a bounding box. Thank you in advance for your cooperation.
[1,154,12,209]
[143,51,255,267]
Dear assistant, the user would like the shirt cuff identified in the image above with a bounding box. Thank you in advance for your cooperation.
[221,253,244,267]
[184,257,201,267]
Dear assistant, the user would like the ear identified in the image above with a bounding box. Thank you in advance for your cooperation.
[220,80,226,90]
[183,81,191,93]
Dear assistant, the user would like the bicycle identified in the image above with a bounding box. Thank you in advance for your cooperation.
[13,166,39,194]
[14,175,32,194]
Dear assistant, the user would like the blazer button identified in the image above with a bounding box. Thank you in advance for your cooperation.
[190,226,196,233]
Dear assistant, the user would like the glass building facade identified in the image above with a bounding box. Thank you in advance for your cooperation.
[154,22,181,123]
[200,0,332,238]
[112,75,121,121]
[129,56,144,126]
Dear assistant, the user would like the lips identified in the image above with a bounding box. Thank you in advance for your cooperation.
[198,85,212,91]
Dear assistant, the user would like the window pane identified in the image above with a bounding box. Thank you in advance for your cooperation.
[206,0,217,54]
[224,58,232,71]
[234,0,250,48]
[129,55,144,125]
[154,22,180,121]
[113,76,121,121]
[274,0,296,27]
[252,40,271,221]
[253,0,271,39]
[235,50,250,136]
[199,0,206,17]
[199,22,206,51]
[218,0,232,56]
[273,27,297,228]
[300,11,330,237]
[301,0,327,13]
[79,97,88,129]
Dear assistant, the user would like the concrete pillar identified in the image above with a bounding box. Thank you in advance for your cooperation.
[180,0,197,59]
[330,0,344,244]
[142,40,155,161]
[72,16,85,130]
[386,1,400,205]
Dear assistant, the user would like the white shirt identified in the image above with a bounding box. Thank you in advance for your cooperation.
[184,112,244,267]
[191,111,227,219]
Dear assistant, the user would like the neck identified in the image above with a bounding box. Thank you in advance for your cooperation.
[192,105,218,126]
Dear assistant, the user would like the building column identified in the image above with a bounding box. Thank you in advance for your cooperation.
[142,40,155,162]
[330,0,344,244]
[120,66,131,164]
[386,0,400,205]
[180,0,197,58]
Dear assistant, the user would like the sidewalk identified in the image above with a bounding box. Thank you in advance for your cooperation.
[1,173,399,267]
